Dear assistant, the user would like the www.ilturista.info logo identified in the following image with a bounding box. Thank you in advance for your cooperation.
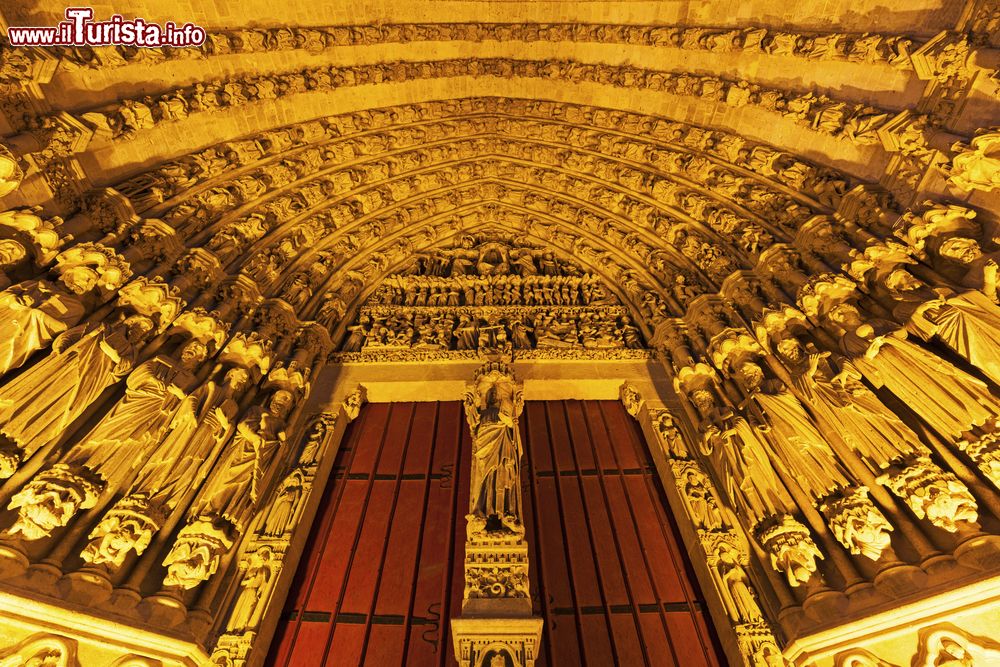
[7,7,207,47]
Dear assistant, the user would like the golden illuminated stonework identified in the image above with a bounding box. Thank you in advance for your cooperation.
[0,0,998,665]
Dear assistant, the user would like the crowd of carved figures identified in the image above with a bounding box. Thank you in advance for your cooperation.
[7,20,998,148]
[27,58,910,147]
[0,39,996,661]
[344,305,643,355]
[5,49,1000,216]
[336,237,645,357]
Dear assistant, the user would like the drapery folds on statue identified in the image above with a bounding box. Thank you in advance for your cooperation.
[463,363,525,530]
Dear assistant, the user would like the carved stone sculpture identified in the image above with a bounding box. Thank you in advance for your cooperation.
[948,130,1000,192]
[878,458,979,532]
[756,515,824,587]
[827,304,1000,440]
[82,367,250,567]
[773,336,926,471]
[819,488,894,561]
[0,315,155,477]
[463,362,525,531]
[187,389,293,532]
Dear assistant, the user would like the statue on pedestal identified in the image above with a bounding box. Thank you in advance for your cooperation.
[463,363,524,532]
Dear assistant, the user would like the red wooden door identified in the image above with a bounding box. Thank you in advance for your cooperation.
[267,401,722,666]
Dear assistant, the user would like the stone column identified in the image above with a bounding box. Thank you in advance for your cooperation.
[451,361,543,667]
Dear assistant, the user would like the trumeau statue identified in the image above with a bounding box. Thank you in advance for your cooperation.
[463,362,525,532]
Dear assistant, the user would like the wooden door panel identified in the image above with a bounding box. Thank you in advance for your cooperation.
[268,401,722,667]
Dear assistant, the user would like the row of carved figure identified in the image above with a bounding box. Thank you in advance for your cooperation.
[344,307,643,353]
[621,385,1000,667]
[656,276,1000,591]
[6,91,995,231]
[107,101,992,344]
[60,151,999,369]
[107,96,995,263]
[0,298,329,590]
[144,130,814,265]
[156,149,781,308]
[108,97,864,218]
[28,23,920,72]
[0,165,339,621]
[0,399,361,665]
[96,97,996,325]
[65,58,897,146]
[371,272,618,308]
[619,391,786,664]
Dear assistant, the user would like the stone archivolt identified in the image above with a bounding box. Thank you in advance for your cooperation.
[0,8,998,665]
[45,23,918,71]
[65,58,900,148]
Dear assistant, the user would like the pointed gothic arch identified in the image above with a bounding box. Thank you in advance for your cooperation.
[0,3,999,665]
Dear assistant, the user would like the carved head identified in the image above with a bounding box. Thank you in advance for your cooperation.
[827,303,864,329]
[224,367,251,391]
[84,508,159,568]
[180,339,209,368]
[936,236,983,264]
[61,264,102,294]
[882,268,923,292]
[6,487,76,540]
[343,387,364,419]
[163,539,222,589]
[269,389,294,418]
[125,315,156,342]
[734,360,765,392]
[0,239,26,267]
[776,337,805,362]
[689,389,716,415]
